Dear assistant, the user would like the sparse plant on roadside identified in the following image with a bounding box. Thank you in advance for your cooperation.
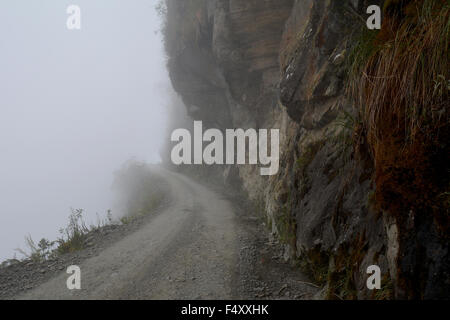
[56,208,90,254]
[92,209,115,230]
[13,208,116,263]
[15,235,56,262]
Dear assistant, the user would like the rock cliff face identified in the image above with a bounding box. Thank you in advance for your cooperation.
[163,0,449,299]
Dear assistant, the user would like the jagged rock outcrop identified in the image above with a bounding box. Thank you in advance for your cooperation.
[163,0,448,299]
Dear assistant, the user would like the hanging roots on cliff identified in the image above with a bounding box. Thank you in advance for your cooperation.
[348,0,449,229]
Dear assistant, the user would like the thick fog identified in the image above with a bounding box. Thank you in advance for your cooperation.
[0,1,171,261]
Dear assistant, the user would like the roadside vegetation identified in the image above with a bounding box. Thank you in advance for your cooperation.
[2,162,167,267]
[292,0,449,299]
[10,208,111,264]
[330,0,449,298]
[348,0,449,227]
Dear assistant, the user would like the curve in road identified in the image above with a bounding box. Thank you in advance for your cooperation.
[19,169,239,299]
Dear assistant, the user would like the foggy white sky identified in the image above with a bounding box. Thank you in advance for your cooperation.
[0,1,171,261]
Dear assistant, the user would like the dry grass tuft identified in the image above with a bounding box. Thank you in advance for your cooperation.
[351,0,449,145]
[348,0,449,227]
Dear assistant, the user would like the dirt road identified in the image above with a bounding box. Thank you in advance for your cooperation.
[11,168,318,300]
[18,169,239,299]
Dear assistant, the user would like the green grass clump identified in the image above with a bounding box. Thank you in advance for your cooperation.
[15,236,56,262]
[15,208,95,260]
[56,208,90,255]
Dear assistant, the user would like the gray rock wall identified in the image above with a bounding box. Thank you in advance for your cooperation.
[163,0,448,299]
